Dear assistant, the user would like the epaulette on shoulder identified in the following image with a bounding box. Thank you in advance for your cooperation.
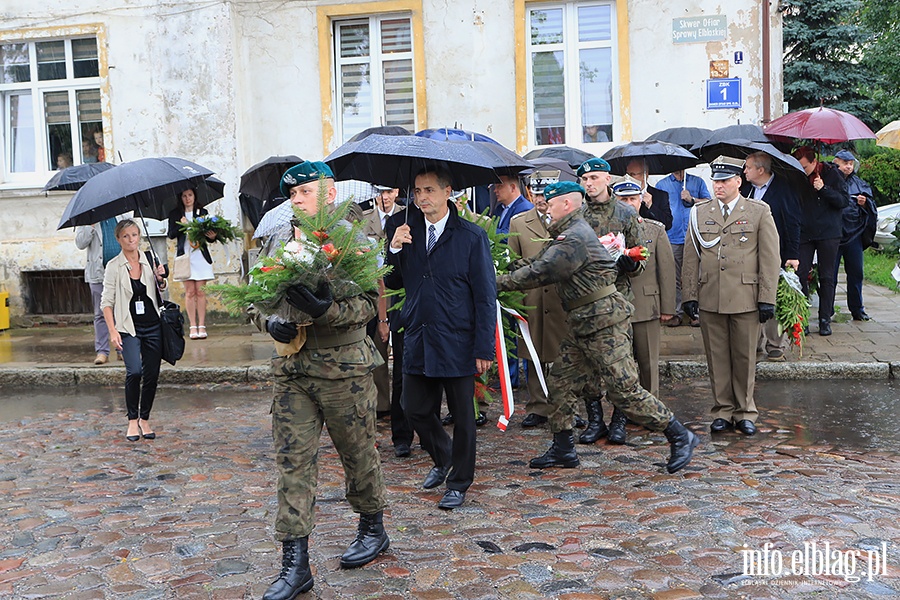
[742,196,768,208]
[642,218,665,230]
[694,198,712,206]
[510,211,529,222]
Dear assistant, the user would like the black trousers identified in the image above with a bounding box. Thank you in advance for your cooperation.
[798,237,841,321]
[120,322,162,421]
[402,373,476,492]
[389,331,413,447]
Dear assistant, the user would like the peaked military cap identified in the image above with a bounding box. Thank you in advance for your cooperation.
[528,169,561,194]
[544,181,585,201]
[576,157,611,178]
[709,156,745,180]
[280,161,334,197]
[612,175,643,196]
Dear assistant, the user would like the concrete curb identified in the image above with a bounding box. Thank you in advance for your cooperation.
[0,360,895,387]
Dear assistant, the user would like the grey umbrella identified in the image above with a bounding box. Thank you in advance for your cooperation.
[645,127,713,151]
[523,146,596,169]
[601,141,700,175]
[43,162,116,192]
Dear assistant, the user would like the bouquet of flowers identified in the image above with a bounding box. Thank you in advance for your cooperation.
[209,179,388,323]
[178,214,242,248]
[775,267,810,356]
[598,231,649,261]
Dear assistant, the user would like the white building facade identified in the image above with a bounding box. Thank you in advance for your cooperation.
[0,0,783,318]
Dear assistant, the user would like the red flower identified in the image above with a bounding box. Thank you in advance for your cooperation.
[312,230,329,241]
[322,243,339,260]
[260,265,284,273]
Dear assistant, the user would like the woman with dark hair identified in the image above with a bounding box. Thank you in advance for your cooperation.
[100,219,167,440]
[167,188,216,339]
[792,146,849,336]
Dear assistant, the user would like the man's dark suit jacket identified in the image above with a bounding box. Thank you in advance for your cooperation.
[741,174,801,265]
[384,203,496,378]
[640,185,673,231]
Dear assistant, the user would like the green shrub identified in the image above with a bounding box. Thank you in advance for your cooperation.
[857,146,900,207]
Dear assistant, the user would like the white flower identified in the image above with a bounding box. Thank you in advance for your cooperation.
[282,240,316,266]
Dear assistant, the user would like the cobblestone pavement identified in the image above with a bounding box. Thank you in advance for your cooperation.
[1,380,898,599]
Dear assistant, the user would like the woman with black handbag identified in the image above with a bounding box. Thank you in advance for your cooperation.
[101,219,168,441]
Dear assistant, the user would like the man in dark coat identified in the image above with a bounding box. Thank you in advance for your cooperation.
[625,158,673,230]
[384,165,496,510]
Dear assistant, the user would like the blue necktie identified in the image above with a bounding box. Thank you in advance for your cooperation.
[426,224,436,254]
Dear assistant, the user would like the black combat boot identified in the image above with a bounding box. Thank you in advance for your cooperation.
[663,418,700,474]
[578,399,608,444]
[529,430,580,469]
[263,538,313,599]
[607,408,628,445]
[340,511,390,569]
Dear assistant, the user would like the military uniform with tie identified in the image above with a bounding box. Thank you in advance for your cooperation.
[682,157,780,436]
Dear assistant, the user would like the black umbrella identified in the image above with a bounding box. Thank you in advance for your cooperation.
[324,134,530,190]
[694,124,771,150]
[57,157,217,229]
[601,141,699,175]
[43,162,116,192]
[695,139,807,186]
[645,127,712,151]
[523,146,596,169]
[348,125,412,142]
[239,155,303,202]
[520,157,578,182]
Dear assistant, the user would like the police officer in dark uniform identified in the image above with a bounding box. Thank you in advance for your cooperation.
[496,181,699,474]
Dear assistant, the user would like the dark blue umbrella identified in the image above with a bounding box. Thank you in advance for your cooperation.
[43,162,116,192]
[57,157,217,229]
[348,125,412,142]
[601,141,699,175]
[324,134,530,190]
[415,127,500,145]
[523,146,596,169]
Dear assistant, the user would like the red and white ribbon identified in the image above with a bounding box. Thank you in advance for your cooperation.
[494,301,547,430]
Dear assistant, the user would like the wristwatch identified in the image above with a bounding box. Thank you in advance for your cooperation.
[378,319,389,323]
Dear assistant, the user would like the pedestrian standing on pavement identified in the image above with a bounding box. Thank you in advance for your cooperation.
[75,215,125,365]
[255,161,390,600]
[496,181,699,474]
[682,157,780,436]
[100,219,167,442]
[792,146,849,336]
[385,166,496,510]
[832,150,877,322]
[167,188,216,340]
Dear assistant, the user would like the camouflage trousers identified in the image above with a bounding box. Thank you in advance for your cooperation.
[547,317,673,433]
[271,371,387,540]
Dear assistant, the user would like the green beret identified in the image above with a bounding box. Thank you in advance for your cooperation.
[544,181,585,201]
[280,161,334,197]
[576,157,610,178]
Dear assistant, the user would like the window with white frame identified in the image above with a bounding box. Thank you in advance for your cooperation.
[333,15,415,144]
[527,1,617,146]
[0,36,104,182]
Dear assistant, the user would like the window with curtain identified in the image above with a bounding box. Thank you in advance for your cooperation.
[527,2,617,146]
[0,35,103,180]
[334,15,415,144]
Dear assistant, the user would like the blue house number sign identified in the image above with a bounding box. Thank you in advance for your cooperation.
[706,78,741,109]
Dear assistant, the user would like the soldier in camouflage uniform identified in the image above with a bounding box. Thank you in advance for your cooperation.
[576,157,646,444]
[255,161,389,600]
[496,181,699,475]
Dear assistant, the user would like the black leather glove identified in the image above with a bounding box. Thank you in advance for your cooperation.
[285,280,333,319]
[758,302,775,323]
[266,316,298,343]
[682,301,699,321]
[616,254,639,274]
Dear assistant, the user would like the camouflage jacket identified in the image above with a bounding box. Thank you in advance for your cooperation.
[497,209,632,336]
[582,193,646,298]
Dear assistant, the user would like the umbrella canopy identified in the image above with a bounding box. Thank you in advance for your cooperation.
[601,141,699,175]
[645,126,712,150]
[348,125,412,142]
[520,157,578,182]
[874,119,900,150]
[43,162,116,192]
[239,155,303,202]
[57,157,217,229]
[415,127,500,144]
[693,124,771,151]
[763,107,876,144]
[695,139,807,186]
[253,198,292,240]
[324,134,529,190]
[523,146,596,169]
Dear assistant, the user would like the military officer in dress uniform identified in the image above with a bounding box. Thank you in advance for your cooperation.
[507,170,569,428]
[576,157,646,444]
[682,156,780,436]
[497,181,699,475]
[255,161,389,599]
[613,177,676,401]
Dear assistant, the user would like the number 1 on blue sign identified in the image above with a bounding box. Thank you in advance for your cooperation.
[721,87,728,100]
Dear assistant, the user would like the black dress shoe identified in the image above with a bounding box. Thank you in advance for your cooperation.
[423,465,449,489]
[710,418,733,433]
[475,412,488,427]
[126,434,140,442]
[441,414,454,426]
[735,420,757,436]
[852,311,871,321]
[819,319,832,336]
[521,413,548,428]
[393,443,411,458]
[437,489,465,510]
